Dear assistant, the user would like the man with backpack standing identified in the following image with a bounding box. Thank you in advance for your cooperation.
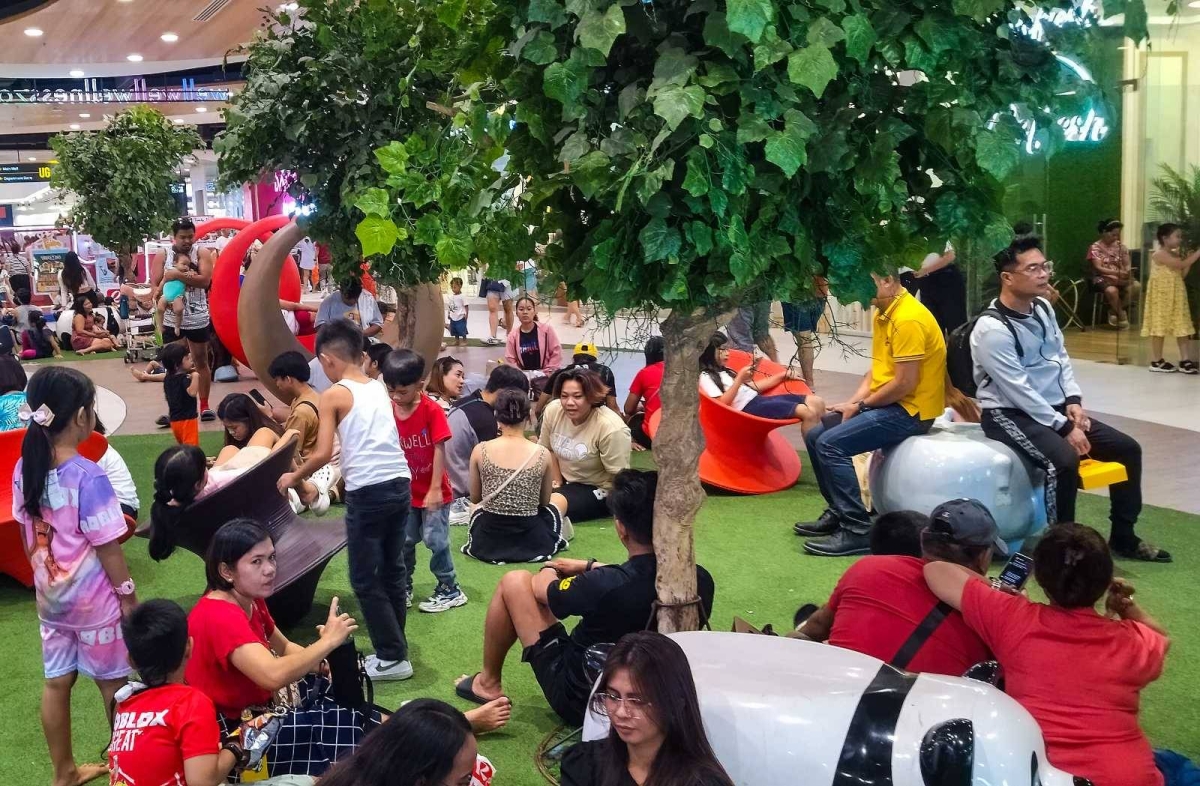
[794,271,946,556]
[967,235,1170,563]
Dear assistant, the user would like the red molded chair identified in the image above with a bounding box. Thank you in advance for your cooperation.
[1,429,136,587]
[646,350,808,494]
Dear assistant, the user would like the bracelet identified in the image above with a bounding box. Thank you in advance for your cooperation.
[114,579,136,597]
[222,739,248,768]
[585,558,596,572]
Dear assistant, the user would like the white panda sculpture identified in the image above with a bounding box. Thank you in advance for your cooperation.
[582,632,1086,786]
[868,418,1049,554]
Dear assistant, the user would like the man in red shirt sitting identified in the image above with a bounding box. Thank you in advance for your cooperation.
[795,499,1003,675]
[110,599,247,786]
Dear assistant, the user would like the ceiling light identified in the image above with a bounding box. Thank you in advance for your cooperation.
[70,124,81,130]
[79,113,90,118]
[28,157,37,162]
[161,32,178,42]
[69,69,85,78]
[195,106,207,113]
[24,27,43,37]
[1190,1,1200,8]
[127,54,143,62]
[172,118,184,124]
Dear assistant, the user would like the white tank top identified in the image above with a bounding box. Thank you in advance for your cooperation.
[336,378,410,491]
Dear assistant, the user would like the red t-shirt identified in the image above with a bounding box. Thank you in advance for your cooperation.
[394,393,453,508]
[629,362,664,418]
[826,556,990,676]
[185,595,277,719]
[961,580,1167,786]
[108,683,219,786]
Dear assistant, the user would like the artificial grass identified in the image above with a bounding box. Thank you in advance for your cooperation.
[0,432,1195,784]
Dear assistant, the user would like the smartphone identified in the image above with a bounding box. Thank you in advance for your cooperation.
[992,552,1033,592]
[248,388,267,406]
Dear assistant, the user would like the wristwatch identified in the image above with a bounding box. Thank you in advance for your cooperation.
[585,558,596,572]
[114,579,136,597]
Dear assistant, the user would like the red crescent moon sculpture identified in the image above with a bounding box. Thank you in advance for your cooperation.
[194,217,251,238]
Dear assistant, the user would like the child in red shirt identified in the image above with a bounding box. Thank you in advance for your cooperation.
[382,350,466,614]
[110,599,244,786]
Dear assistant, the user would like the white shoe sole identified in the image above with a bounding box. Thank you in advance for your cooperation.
[367,665,414,681]
[1149,366,1177,373]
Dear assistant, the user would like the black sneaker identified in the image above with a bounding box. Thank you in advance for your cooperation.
[200,409,217,422]
[1149,360,1177,373]
[794,509,840,537]
[1179,360,1198,376]
[155,415,170,429]
[803,528,871,557]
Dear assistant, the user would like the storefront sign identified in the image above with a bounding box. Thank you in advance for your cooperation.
[0,77,231,105]
[0,163,54,183]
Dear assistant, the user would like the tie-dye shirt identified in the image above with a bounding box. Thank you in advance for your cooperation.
[12,455,128,630]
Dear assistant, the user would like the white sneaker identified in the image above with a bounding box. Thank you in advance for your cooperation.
[484,336,502,345]
[309,491,331,515]
[448,498,471,526]
[287,489,304,515]
[418,584,468,613]
[561,515,574,541]
[365,657,413,681]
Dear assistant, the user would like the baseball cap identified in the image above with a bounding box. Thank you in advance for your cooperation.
[925,498,1008,556]
[573,341,598,357]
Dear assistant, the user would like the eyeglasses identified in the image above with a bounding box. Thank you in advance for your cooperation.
[1012,261,1053,276]
[590,691,651,718]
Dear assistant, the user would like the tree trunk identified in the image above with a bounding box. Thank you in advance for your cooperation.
[380,282,447,378]
[653,307,719,633]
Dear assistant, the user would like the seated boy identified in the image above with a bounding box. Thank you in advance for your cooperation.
[455,469,716,726]
[110,599,247,786]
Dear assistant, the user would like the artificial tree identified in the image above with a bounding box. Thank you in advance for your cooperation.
[49,105,201,265]
[215,0,528,351]
[473,0,1146,631]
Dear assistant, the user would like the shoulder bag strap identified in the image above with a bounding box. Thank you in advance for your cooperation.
[479,443,542,508]
[890,601,954,670]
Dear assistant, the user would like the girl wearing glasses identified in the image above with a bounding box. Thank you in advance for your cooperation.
[561,632,733,786]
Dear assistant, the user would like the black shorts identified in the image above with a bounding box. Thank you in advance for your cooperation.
[522,623,588,726]
[162,322,212,344]
[557,482,610,522]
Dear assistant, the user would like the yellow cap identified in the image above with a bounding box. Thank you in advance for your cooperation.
[573,341,598,357]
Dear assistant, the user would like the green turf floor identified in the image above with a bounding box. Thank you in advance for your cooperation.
[0,432,1195,783]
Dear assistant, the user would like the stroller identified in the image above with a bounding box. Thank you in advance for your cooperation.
[118,292,159,364]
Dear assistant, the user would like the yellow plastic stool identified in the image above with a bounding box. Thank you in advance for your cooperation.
[1078,459,1128,490]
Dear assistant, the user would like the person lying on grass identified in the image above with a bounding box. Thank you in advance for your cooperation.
[455,469,715,727]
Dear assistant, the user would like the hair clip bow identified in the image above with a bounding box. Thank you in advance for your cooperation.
[17,403,55,428]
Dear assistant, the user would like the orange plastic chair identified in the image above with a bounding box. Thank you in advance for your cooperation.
[646,350,809,494]
[0,429,135,588]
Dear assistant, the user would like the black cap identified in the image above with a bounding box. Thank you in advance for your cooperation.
[925,498,1008,556]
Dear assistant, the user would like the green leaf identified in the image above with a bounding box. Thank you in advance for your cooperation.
[436,0,467,29]
[356,216,399,257]
[682,148,711,197]
[645,191,673,218]
[709,187,729,217]
[652,84,706,131]
[577,4,626,56]
[413,214,442,246]
[841,14,876,65]
[726,0,774,43]
[659,267,689,302]
[522,31,559,64]
[618,83,642,120]
[728,217,755,284]
[559,130,591,163]
[653,48,699,88]
[736,112,772,144]
[527,0,569,28]
[787,44,839,98]
[639,217,682,262]
[764,109,816,177]
[1123,0,1149,44]
[374,142,409,175]
[698,133,714,148]
[436,233,474,267]
[571,150,612,199]
[354,187,391,218]
[974,126,1021,180]
[703,13,749,58]
[806,16,846,47]
[689,221,714,256]
[951,0,1003,22]
[698,62,740,87]
[544,60,588,107]
[753,26,793,72]
[719,146,752,195]
[636,162,672,206]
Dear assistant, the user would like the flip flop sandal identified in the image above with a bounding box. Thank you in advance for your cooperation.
[455,673,504,706]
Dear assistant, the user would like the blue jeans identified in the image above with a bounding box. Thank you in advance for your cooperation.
[804,404,931,534]
[344,477,411,662]
[403,505,457,591]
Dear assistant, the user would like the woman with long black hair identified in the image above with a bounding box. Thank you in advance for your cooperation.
[216,392,283,448]
[58,251,101,309]
[699,332,823,434]
[561,632,733,786]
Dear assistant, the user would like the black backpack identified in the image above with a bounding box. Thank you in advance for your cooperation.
[946,299,1049,397]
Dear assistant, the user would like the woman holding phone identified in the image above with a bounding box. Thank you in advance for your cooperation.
[699,333,824,434]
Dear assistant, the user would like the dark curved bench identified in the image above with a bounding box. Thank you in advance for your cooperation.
[150,433,347,628]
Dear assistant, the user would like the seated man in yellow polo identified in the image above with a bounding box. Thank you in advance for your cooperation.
[795,271,946,556]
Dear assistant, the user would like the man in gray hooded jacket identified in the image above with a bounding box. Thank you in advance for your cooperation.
[971,235,1170,563]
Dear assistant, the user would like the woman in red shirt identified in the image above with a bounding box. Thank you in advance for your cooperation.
[185,518,367,779]
[924,523,1169,786]
[623,337,664,450]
